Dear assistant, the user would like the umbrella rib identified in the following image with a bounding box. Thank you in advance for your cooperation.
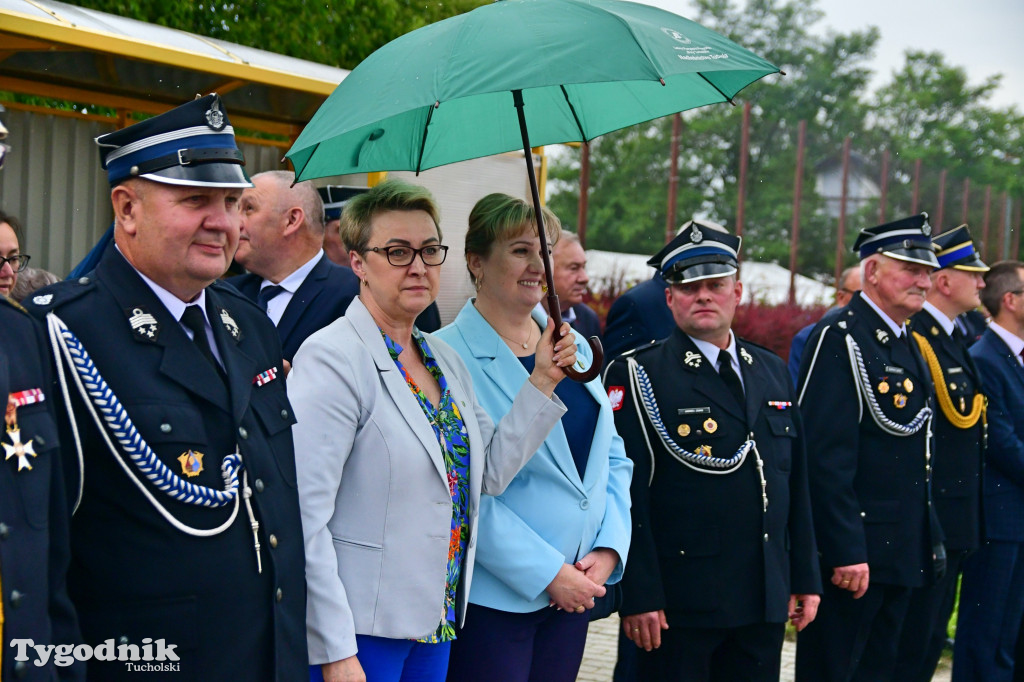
[697,73,737,106]
[415,102,439,176]
[558,85,588,142]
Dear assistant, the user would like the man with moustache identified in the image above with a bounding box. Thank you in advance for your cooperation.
[26,95,306,680]
[894,225,987,681]
[605,224,820,681]
[795,214,941,682]
[229,171,358,363]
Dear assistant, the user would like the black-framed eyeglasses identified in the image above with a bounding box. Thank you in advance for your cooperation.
[366,244,448,267]
[0,254,29,272]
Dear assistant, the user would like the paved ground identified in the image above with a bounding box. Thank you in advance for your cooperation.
[578,613,953,681]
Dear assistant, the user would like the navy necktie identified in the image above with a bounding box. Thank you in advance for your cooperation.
[718,354,745,407]
[180,305,224,380]
[257,285,286,312]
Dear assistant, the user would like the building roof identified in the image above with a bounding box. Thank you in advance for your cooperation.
[0,0,350,137]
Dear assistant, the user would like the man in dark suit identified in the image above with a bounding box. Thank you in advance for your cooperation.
[545,229,601,340]
[787,265,861,386]
[605,224,821,681]
[795,213,941,682]
[894,225,987,681]
[229,171,359,362]
[954,260,1024,681]
[603,220,724,363]
[26,94,307,680]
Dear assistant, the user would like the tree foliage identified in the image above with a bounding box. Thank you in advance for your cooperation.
[549,0,1023,279]
[66,0,488,70]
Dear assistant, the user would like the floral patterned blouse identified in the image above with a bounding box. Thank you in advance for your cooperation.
[382,328,471,643]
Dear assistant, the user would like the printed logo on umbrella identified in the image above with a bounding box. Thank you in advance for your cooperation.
[661,27,691,44]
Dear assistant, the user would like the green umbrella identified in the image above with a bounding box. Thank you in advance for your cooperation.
[287,0,779,379]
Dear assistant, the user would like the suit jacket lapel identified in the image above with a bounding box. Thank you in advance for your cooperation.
[99,248,230,411]
[349,298,447,484]
[737,342,767,428]
[206,289,258,425]
[276,254,329,349]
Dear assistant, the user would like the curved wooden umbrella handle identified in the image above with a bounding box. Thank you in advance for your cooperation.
[561,334,604,383]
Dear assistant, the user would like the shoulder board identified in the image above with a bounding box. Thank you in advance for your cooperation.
[209,279,260,308]
[621,339,662,357]
[736,337,776,355]
[821,307,859,335]
[22,278,95,315]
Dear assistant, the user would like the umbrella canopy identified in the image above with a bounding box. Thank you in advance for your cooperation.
[287,0,779,179]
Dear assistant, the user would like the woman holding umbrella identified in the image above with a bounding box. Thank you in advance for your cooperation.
[436,193,632,682]
[288,180,579,682]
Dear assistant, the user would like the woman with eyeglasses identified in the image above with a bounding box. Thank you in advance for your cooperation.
[287,179,578,682]
[0,210,29,298]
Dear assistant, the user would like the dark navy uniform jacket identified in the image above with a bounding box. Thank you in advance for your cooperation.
[0,297,82,681]
[797,292,936,587]
[26,245,306,681]
[602,274,673,363]
[228,253,358,362]
[910,308,984,552]
[606,328,820,628]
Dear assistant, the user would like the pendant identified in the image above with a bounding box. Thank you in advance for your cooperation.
[678,423,691,437]
[903,378,914,394]
[878,380,890,395]
[703,418,718,434]
[3,426,37,471]
[894,394,908,409]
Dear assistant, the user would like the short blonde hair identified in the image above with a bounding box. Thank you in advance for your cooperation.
[339,179,441,253]
[465,193,560,285]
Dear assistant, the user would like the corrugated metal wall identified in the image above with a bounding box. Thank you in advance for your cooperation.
[0,109,289,278]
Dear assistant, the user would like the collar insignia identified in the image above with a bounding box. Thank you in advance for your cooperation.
[837,320,847,329]
[683,350,703,368]
[930,326,940,336]
[32,294,53,306]
[875,329,890,344]
[219,308,242,341]
[127,306,159,342]
[740,347,754,365]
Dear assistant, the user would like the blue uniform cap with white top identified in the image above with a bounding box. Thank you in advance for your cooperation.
[95,93,251,188]
[852,213,938,268]
[647,219,741,284]
[932,224,988,272]
[318,185,369,221]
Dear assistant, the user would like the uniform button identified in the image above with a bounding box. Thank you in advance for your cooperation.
[784,426,790,433]
[0,523,9,539]
[119,636,129,645]
[78,277,90,285]
[860,511,866,518]
[580,499,590,510]
[35,435,46,447]
[269,534,278,548]
[160,423,172,433]
[10,590,23,607]
[276,588,283,602]
[280,409,289,420]
[763,534,769,542]
[238,427,249,439]
[679,550,686,556]
[254,479,265,493]
[13,661,27,678]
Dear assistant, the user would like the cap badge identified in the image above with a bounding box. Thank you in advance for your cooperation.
[740,348,754,365]
[219,308,241,341]
[703,417,718,434]
[875,329,890,344]
[683,351,702,368]
[127,307,159,341]
[690,226,704,243]
[177,450,204,477]
[677,423,691,437]
[205,98,226,131]
[921,219,932,237]
[32,294,53,306]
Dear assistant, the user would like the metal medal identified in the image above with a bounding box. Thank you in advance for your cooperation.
[703,418,718,434]
[178,450,205,478]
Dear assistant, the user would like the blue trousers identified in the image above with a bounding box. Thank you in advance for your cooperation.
[309,636,450,682]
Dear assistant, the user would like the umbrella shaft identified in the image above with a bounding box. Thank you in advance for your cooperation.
[512,89,563,334]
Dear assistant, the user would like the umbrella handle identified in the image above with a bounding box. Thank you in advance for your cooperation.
[547,293,604,383]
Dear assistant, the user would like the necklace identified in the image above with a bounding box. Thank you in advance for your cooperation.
[497,325,534,350]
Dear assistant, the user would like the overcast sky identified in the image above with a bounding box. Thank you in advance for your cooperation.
[640,0,1024,111]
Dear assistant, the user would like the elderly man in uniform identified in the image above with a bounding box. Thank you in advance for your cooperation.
[604,224,821,681]
[229,171,358,363]
[795,213,941,682]
[893,225,987,681]
[26,94,306,681]
[0,102,82,682]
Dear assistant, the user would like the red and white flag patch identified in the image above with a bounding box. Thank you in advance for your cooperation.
[607,386,625,411]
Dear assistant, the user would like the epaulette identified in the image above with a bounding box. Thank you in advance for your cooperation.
[736,337,775,356]
[822,306,860,335]
[1,294,28,314]
[22,277,96,315]
[209,279,262,312]
[622,339,662,357]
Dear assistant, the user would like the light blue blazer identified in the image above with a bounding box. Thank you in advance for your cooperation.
[435,300,633,613]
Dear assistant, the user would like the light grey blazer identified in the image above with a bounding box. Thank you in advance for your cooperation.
[288,297,567,664]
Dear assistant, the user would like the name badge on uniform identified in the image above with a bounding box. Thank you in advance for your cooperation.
[678,407,711,415]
